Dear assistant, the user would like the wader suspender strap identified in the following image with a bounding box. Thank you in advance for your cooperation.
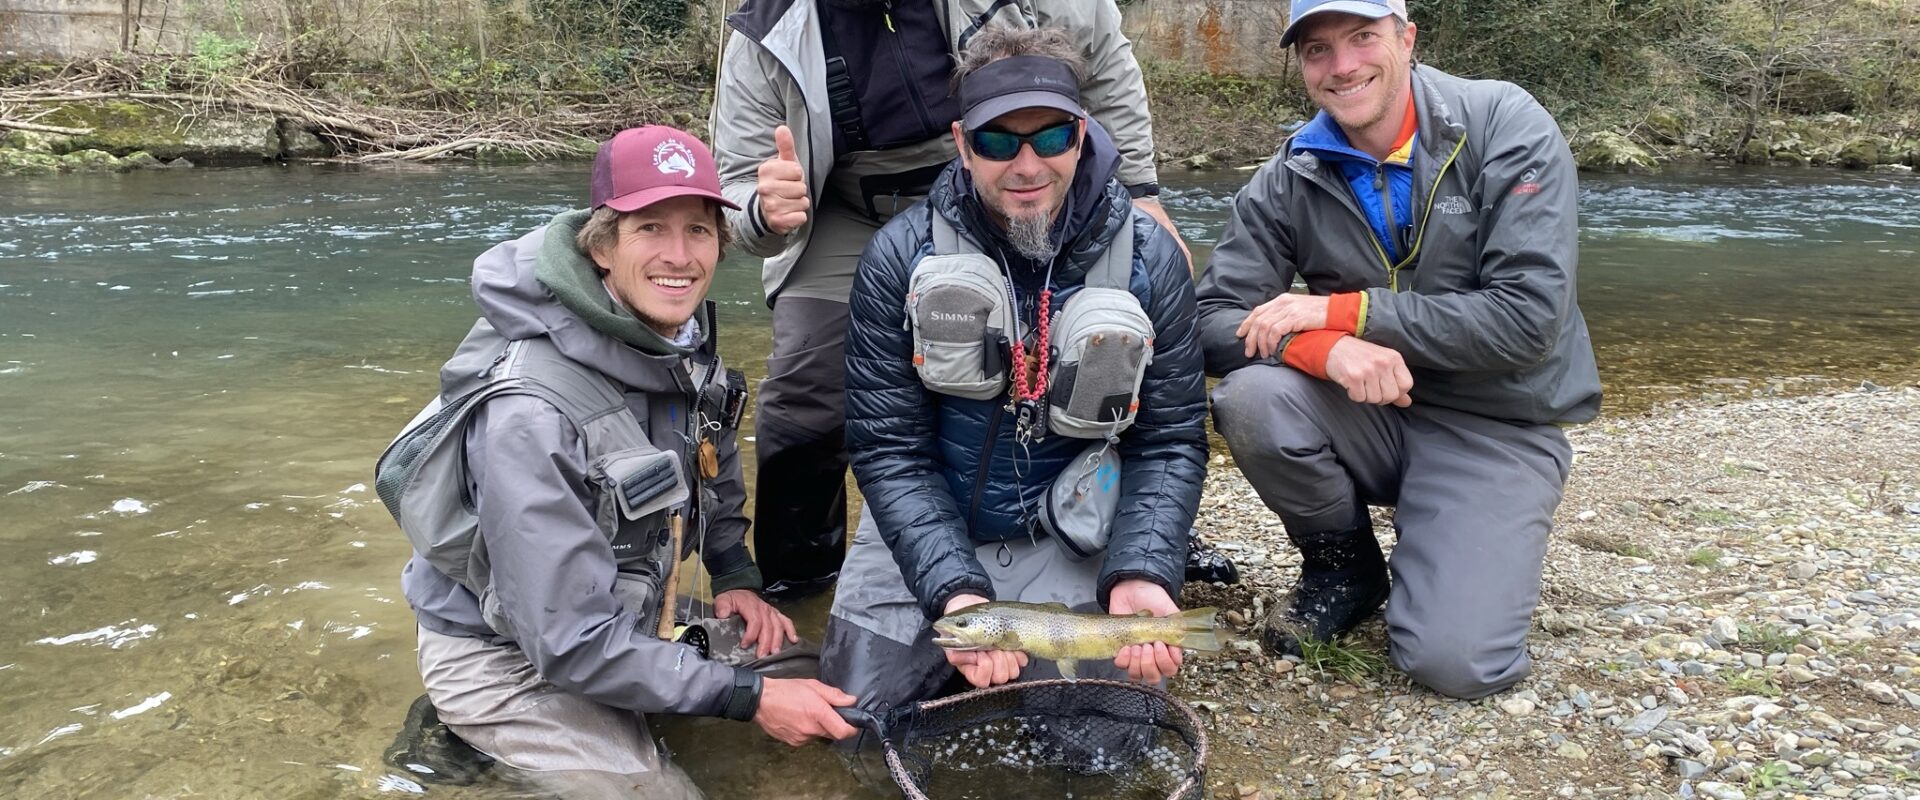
[819,20,871,153]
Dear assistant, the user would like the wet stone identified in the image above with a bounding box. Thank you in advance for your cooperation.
[1498,697,1537,717]
[1708,617,1740,647]
[1624,707,1669,737]
[1695,781,1748,800]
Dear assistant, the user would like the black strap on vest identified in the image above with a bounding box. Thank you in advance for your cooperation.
[818,22,871,153]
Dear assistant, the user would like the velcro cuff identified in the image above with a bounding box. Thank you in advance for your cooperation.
[721,668,762,721]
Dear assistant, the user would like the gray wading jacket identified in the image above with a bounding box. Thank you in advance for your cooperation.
[1195,65,1602,425]
[711,0,1161,300]
[401,212,762,718]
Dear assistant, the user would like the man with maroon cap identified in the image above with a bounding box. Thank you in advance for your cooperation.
[386,125,856,798]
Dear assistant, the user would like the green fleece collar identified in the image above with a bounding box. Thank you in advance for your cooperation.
[535,209,709,357]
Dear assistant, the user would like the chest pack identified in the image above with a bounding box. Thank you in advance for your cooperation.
[907,210,1154,440]
[374,325,739,638]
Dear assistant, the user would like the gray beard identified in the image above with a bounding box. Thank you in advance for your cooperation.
[1006,212,1057,261]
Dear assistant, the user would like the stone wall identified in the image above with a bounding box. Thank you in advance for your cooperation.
[1120,0,1294,77]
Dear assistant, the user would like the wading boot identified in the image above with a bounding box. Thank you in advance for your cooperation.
[383,694,493,786]
[1185,535,1241,585]
[1260,518,1389,657]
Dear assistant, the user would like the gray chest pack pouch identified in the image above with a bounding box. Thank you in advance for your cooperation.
[906,215,1018,400]
[914,211,1154,559]
[373,328,692,639]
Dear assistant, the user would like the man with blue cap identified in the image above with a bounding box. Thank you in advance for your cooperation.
[1194,0,1601,699]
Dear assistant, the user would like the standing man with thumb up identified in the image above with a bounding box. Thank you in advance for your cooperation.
[712,1,1238,603]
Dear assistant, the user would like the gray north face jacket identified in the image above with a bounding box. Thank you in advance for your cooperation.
[400,212,762,719]
[1195,64,1602,425]
[711,0,1161,301]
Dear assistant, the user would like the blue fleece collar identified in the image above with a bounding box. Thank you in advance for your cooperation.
[1289,111,1383,165]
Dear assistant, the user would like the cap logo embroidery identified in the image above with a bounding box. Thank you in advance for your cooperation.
[654,138,697,179]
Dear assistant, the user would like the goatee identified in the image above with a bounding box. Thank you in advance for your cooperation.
[1006,211,1057,262]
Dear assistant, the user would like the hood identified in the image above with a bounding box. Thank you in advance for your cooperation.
[470,211,700,393]
[726,0,798,42]
[933,116,1130,287]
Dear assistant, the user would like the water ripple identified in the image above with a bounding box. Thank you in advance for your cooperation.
[34,621,159,648]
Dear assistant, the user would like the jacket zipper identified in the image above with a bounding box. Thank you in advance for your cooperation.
[965,401,1005,533]
[1375,166,1398,264]
[884,2,939,138]
[1385,135,1468,291]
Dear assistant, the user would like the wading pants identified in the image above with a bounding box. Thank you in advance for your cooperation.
[819,513,1134,707]
[818,513,1141,788]
[1209,365,1573,699]
[416,617,817,799]
[752,198,885,594]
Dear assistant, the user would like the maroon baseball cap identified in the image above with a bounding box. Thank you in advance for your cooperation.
[589,126,739,213]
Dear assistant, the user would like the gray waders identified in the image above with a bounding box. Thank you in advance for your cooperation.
[1210,365,1572,698]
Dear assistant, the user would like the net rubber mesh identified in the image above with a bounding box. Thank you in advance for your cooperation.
[863,679,1207,800]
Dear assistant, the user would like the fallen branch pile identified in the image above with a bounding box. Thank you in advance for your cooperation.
[0,46,695,162]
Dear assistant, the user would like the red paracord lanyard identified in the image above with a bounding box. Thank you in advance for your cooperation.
[1010,287,1053,402]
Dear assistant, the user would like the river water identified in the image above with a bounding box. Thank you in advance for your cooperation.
[1,164,1916,798]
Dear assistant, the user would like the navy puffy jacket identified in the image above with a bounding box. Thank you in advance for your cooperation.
[845,161,1208,619]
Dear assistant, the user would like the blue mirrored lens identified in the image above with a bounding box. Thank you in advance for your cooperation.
[967,121,1077,161]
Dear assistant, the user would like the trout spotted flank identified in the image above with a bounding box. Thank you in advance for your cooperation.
[932,601,1223,679]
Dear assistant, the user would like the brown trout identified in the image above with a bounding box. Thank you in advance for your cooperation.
[931,601,1223,679]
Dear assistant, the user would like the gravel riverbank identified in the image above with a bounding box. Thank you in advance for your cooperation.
[1179,383,1920,800]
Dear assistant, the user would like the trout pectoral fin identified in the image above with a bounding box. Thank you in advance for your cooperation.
[1056,659,1078,680]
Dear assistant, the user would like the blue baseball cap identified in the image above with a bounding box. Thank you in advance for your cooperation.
[1279,0,1409,48]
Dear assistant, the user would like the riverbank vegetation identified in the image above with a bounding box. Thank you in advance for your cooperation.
[2,0,1916,174]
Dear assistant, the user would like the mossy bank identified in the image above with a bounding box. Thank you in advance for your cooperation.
[4,0,1917,176]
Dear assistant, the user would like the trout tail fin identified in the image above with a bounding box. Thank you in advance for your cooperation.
[1175,607,1223,652]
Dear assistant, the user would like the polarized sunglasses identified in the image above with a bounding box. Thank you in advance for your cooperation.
[965,120,1081,162]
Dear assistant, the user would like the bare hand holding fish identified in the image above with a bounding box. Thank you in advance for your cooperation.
[932,584,1222,684]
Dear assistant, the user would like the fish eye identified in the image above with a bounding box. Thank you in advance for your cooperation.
[955,620,970,628]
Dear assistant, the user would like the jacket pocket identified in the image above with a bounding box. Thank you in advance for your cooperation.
[590,447,689,524]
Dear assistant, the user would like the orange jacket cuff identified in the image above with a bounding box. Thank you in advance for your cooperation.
[1282,330,1349,380]
[1327,292,1365,335]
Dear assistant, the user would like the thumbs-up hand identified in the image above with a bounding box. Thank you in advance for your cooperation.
[756,125,809,236]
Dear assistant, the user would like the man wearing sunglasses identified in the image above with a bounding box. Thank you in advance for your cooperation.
[1193,0,1600,699]
[710,0,1239,603]
[819,26,1208,724]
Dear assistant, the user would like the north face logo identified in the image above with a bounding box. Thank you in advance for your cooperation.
[653,139,697,178]
[1435,196,1473,215]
